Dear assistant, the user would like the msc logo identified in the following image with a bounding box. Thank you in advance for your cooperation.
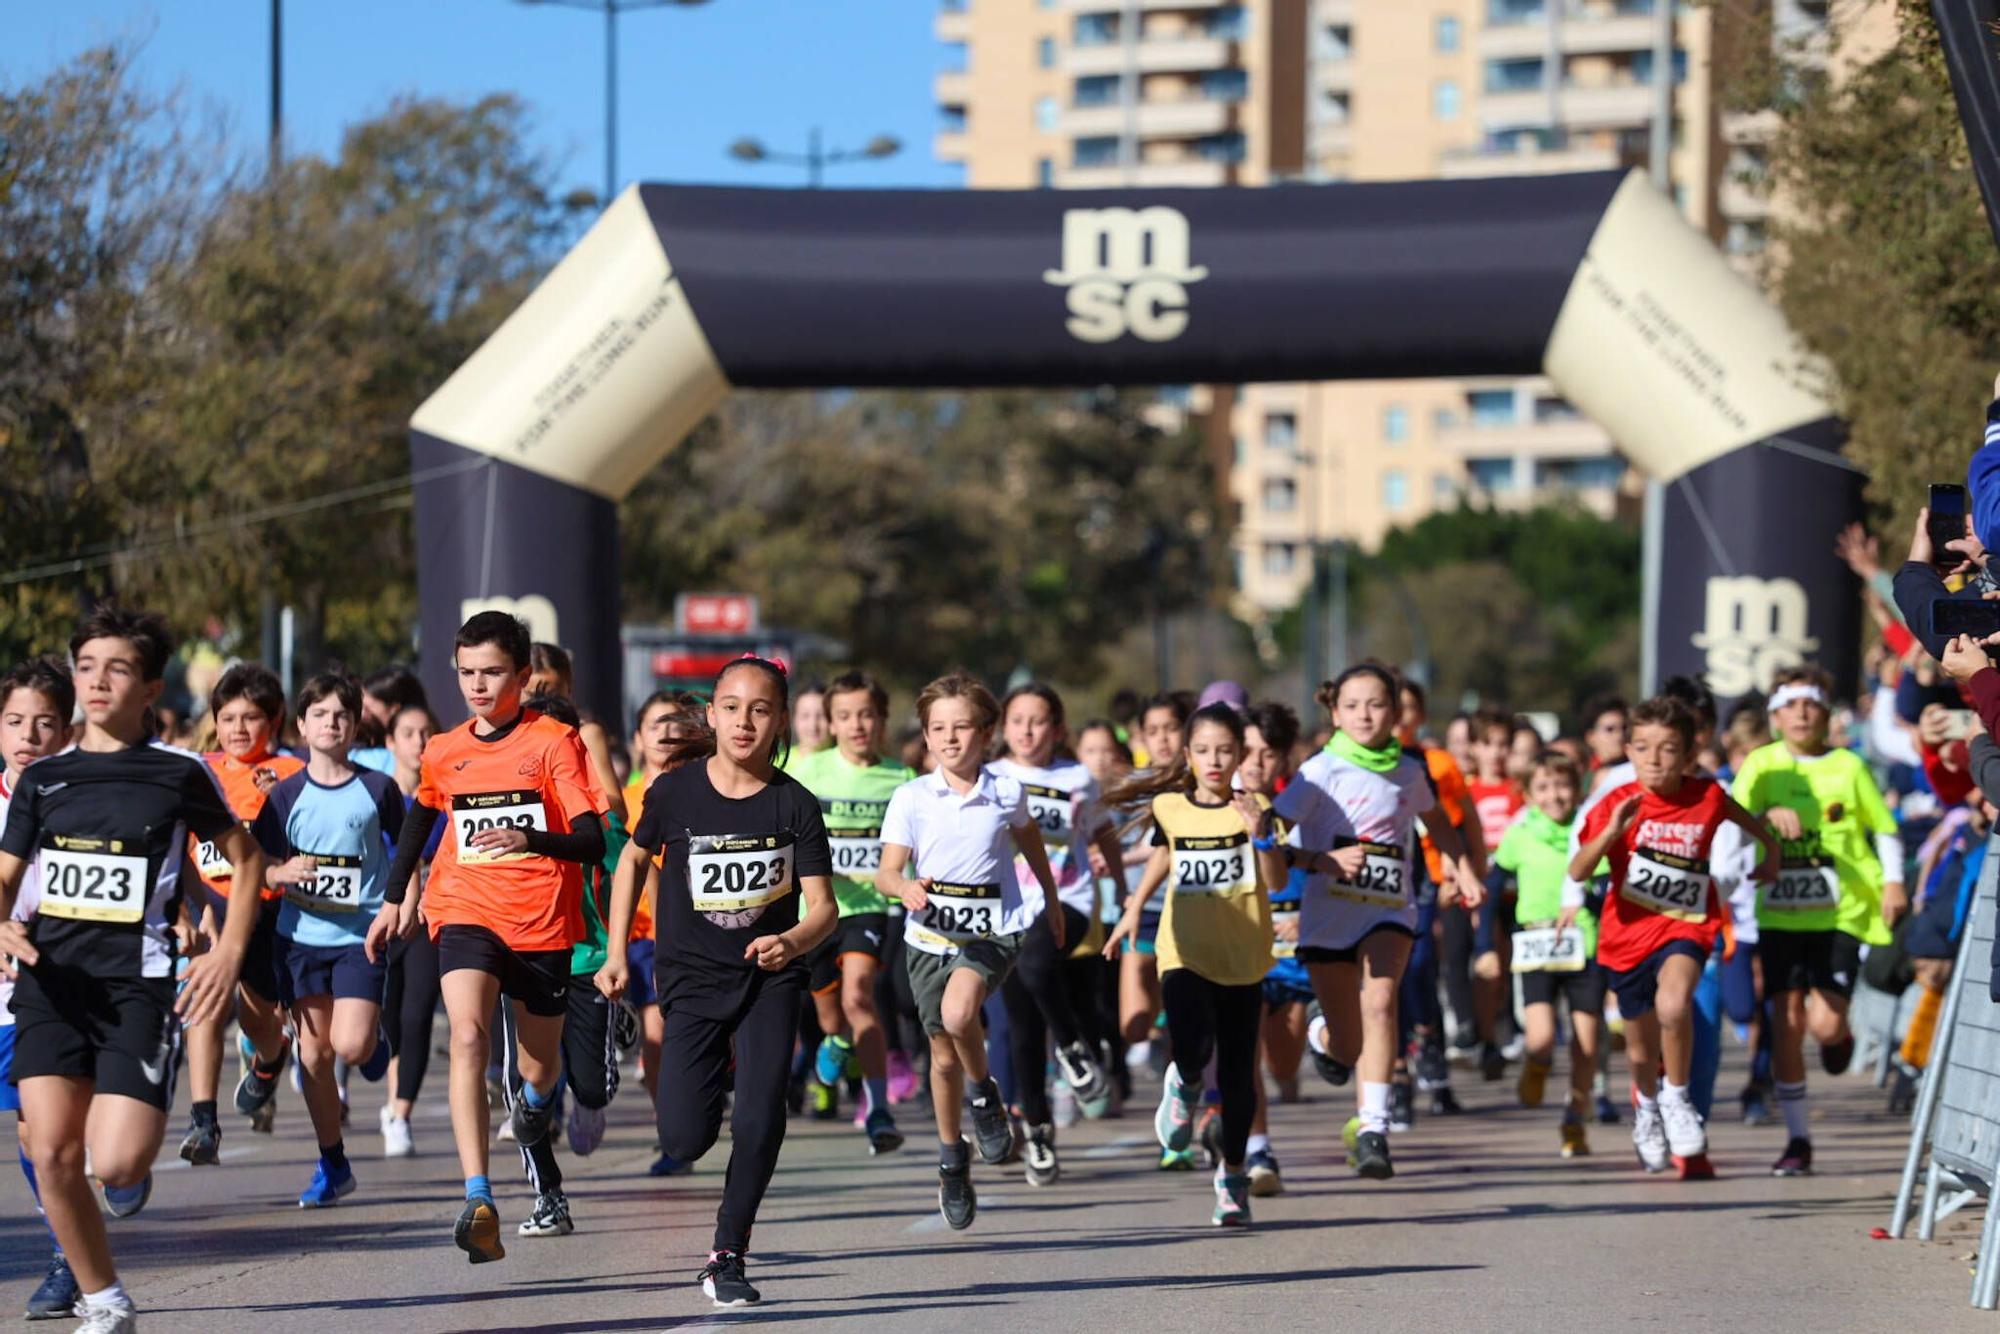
[1042,207,1208,344]
[1690,576,1818,698]
[460,595,559,646]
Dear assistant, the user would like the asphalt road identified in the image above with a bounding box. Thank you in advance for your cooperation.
[0,1042,1991,1332]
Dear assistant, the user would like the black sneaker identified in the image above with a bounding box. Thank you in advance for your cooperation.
[1771,1137,1814,1177]
[233,1042,289,1119]
[938,1160,978,1230]
[509,1090,556,1148]
[1820,1035,1856,1077]
[25,1251,79,1321]
[1415,1040,1450,1092]
[1479,1042,1507,1082]
[1429,1087,1464,1116]
[1310,1046,1352,1088]
[700,1249,760,1307]
[1387,1080,1415,1133]
[453,1197,505,1264]
[1053,1041,1109,1108]
[516,1190,574,1237]
[178,1116,220,1166]
[1353,1130,1395,1180]
[966,1079,1013,1165]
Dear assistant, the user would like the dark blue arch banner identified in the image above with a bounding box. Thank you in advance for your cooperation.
[411,169,1852,722]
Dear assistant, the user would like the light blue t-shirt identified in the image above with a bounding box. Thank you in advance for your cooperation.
[252,767,405,948]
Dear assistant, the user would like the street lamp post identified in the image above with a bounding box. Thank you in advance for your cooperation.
[727,129,902,187]
[515,0,712,205]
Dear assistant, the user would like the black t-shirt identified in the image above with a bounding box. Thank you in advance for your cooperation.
[632,760,831,1017]
[1,741,236,982]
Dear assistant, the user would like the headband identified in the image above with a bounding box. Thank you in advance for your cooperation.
[1768,683,1826,713]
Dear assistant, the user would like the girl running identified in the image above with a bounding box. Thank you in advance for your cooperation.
[1239,702,1307,1196]
[1105,703,1275,1226]
[597,657,836,1308]
[1262,664,1485,1180]
[1118,695,1190,1084]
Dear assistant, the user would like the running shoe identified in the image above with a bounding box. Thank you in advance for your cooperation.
[1158,1146,1197,1171]
[1429,1087,1464,1116]
[1247,1147,1284,1197]
[98,1174,151,1220]
[1054,1041,1111,1114]
[1023,1122,1059,1186]
[1387,1079,1415,1134]
[807,1077,839,1121]
[1479,1042,1508,1082]
[1341,1115,1362,1166]
[701,1249,760,1307]
[1212,1170,1252,1227]
[179,1116,221,1166]
[1414,1036,1449,1090]
[486,1074,508,1120]
[866,1108,905,1156]
[379,1106,414,1159]
[1820,1034,1856,1077]
[1559,1118,1590,1159]
[967,1078,1014,1165]
[1517,1058,1551,1109]
[938,1159,978,1230]
[496,1116,517,1143]
[1352,1130,1394,1180]
[813,1035,853,1089]
[1154,1063,1195,1153]
[24,1251,79,1321]
[234,1034,290,1124]
[1771,1137,1814,1177]
[510,1088,557,1147]
[1311,1047,1352,1088]
[453,1197,506,1264]
[1196,1103,1221,1170]
[1887,1064,1918,1117]
[563,1099,605,1157]
[1595,1093,1621,1126]
[649,1148,694,1177]
[358,1026,392,1083]
[1739,1082,1772,1126]
[1051,1078,1081,1129]
[73,1301,136,1334]
[298,1160,357,1209]
[1659,1096,1707,1160]
[518,1189,575,1236]
[887,1050,920,1104]
[1631,1101,1670,1174]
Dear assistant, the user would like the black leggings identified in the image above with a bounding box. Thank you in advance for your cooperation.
[1162,968,1261,1168]
[1000,904,1098,1124]
[500,979,621,1195]
[657,975,797,1254]
[874,925,923,1059]
[382,926,441,1103]
[1440,903,1476,1039]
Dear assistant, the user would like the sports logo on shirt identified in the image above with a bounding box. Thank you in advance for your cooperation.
[1690,576,1817,698]
[1042,207,1207,345]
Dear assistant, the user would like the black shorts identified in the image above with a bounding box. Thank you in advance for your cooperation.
[1298,923,1418,966]
[1605,939,1709,1021]
[436,924,570,1017]
[275,936,388,1007]
[235,898,283,1005]
[808,913,891,994]
[9,967,180,1110]
[1520,962,1607,1016]
[1757,929,1861,1000]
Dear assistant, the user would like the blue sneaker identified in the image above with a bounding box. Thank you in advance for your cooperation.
[299,1160,357,1209]
[358,1025,391,1083]
[649,1149,694,1177]
[1154,1062,1194,1153]
[25,1251,79,1320]
[813,1035,852,1089]
[98,1174,151,1219]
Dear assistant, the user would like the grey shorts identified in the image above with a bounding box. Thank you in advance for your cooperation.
[906,932,1024,1037]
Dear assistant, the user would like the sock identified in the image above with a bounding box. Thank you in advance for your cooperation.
[1776,1080,1810,1141]
[191,1099,218,1127]
[1901,984,1946,1069]
[1658,1079,1690,1108]
[1307,1014,1329,1057]
[466,1174,492,1203]
[319,1139,347,1174]
[1359,1081,1391,1134]
[939,1138,969,1171]
[1633,1085,1658,1112]
[521,1078,554,1109]
[81,1282,130,1312]
[863,1076,889,1119]
[1246,1132,1271,1157]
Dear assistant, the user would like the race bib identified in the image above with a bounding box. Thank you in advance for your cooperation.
[906,880,1003,956]
[1766,847,1839,912]
[1024,784,1075,858]
[38,836,148,924]
[452,790,548,864]
[687,833,795,920]
[1620,848,1712,922]
[1170,833,1253,897]
[1512,922,1587,974]
[1328,840,1407,908]
[828,831,883,880]
[1271,907,1300,960]
[194,833,236,881]
[285,852,364,914]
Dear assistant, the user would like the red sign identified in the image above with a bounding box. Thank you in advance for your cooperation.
[675,594,759,636]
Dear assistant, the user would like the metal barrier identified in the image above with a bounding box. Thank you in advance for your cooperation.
[1851,976,1913,1087]
[1890,843,2000,1309]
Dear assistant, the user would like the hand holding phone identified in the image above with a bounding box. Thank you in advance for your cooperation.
[1930,484,1970,568]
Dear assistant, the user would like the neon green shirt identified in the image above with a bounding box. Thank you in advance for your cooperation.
[786,747,914,916]
[1494,806,1595,958]
[1732,742,1897,943]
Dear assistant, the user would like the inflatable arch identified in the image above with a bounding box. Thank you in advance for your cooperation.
[409,168,1857,725]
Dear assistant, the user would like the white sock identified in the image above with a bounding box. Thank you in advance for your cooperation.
[82,1282,131,1311]
[1659,1079,1690,1108]
[1632,1085,1658,1112]
[1246,1132,1271,1156]
[1777,1080,1810,1140]
[1359,1081,1391,1134]
[1307,1014,1329,1057]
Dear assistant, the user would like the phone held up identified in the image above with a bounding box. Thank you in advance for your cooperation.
[1930,483,1970,567]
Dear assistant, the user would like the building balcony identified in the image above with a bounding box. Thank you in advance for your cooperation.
[1558,78,1665,128]
[935,6,970,43]
[1317,0,1354,21]
[1437,410,1612,461]
[1061,96,1234,139]
[934,129,969,162]
[1722,108,1780,145]
[1062,0,1235,8]
[934,70,970,106]
[1309,118,1351,158]
[1717,174,1771,221]
[1480,9,1679,59]
[1062,159,1231,187]
[1437,140,1618,177]
[1319,58,1353,92]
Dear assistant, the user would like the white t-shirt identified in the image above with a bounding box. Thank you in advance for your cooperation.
[0,773,45,1027]
[881,766,1034,953]
[1275,749,1435,951]
[989,756,1109,919]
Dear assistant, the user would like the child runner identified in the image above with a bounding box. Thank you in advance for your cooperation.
[1580,695,1630,796]
[1118,695,1190,1108]
[787,671,914,1156]
[597,656,835,1308]
[877,672,1062,1224]
[1731,665,1903,1175]
[1466,708,1525,1081]
[378,701,439,1158]
[251,673,407,1208]
[1239,701,1307,1196]
[1568,696,1778,1179]
[0,608,267,1334]
[1105,702,1274,1226]
[1266,664,1485,1180]
[0,657,80,1319]
[377,611,609,1262]
[1495,751,1602,1156]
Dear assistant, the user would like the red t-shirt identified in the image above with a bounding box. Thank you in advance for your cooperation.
[1580,776,1728,972]
[191,749,306,902]
[1467,778,1523,856]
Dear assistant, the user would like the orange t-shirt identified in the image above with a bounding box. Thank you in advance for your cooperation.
[1418,745,1476,885]
[626,773,656,942]
[191,749,306,901]
[417,710,606,953]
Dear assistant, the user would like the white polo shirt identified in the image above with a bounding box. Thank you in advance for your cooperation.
[881,765,1034,946]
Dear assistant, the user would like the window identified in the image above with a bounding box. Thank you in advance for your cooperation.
[1262,543,1296,578]
[1485,58,1542,94]
[1036,156,1054,187]
[1034,95,1060,131]
[1532,396,1580,423]
[1535,456,1627,490]
[1436,15,1460,52]
[1075,12,1118,45]
[1468,457,1516,492]
[1433,79,1461,120]
[1193,132,1247,163]
[1200,5,1249,39]
[1630,48,1689,86]
[1075,75,1120,106]
[1037,35,1056,68]
[1073,136,1119,167]
[1321,22,1352,60]
[940,106,967,133]
[1382,404,1409,443]
[1487,0,1545,22]
[1433,407,1457,433]
[1434,473,1458,503]
[1262,477,1298,513]
[1467,389,1515,427]
[1199,69,1249,102]
[1265,412,1298,449]
[1382,470,1410,511]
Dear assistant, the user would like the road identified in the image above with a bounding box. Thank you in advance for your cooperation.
[0,1044,1990,1332]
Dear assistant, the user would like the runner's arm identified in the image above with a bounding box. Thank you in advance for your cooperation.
[1104,844,1171,960]
[522,811,606,864]
[1420,805,1485,910]
[384,801,442,905]
[877,842,926,910]
[596,839,656,999]
[1717,793,1780,883]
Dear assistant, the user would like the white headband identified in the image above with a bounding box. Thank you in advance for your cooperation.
[1768,684,1827,713]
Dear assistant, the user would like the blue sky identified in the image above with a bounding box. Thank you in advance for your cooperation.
[6,0,963,193]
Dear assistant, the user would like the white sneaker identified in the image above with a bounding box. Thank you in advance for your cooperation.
[1631,1102,1670,1173]
[1659,1095,1707,1159]
[496,1115,517,1143]
[76,1301,138,1333]
[379,1105,414,1159]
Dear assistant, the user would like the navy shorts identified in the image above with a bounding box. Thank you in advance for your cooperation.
[1261,974,1315,1010]
[1905,885,1964,962]
[275,935,388,1007]
[0,1022,17,1113]
[627,938,658,1008]
[1605,939,1709,1020]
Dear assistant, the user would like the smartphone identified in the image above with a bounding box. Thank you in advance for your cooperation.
[1942,709,1981,741]
[1930,483,1970,563]
[1930,598,2000,641]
